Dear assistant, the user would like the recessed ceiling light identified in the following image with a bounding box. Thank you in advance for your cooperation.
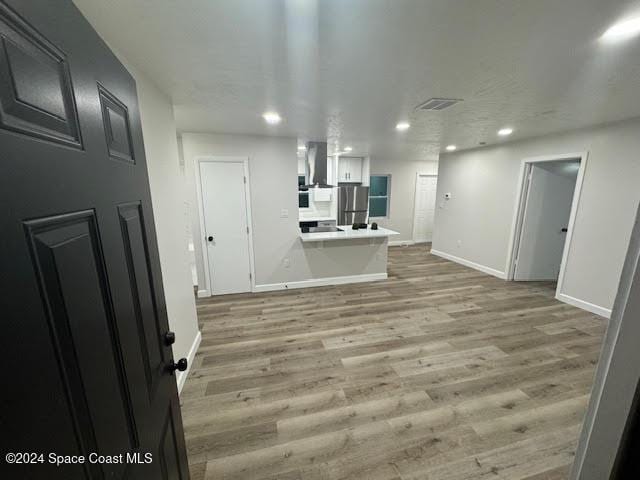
[446,145,457,152]
[602,16,640,42]
[396,122,410,131]
[498,127,514,136]
[262,112,282,124]
[344,146,353,152]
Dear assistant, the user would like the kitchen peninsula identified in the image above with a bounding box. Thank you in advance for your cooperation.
[299,225,399,242]
[290,223,400,289]
[289,140,399,289]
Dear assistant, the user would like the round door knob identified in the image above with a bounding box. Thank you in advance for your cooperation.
[167,358,188,374]
[164,331,176,346]
[207,235,214,242]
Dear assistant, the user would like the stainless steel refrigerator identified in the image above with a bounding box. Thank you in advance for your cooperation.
[338,185,369,225]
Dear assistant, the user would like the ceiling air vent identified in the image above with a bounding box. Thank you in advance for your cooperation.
[416,98,463,111]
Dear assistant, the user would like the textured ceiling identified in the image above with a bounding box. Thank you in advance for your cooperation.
[74,0,640,159]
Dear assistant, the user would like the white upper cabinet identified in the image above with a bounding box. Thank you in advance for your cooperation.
[338,157,363,183]
[348,157,363,182]
[338,158,349,182]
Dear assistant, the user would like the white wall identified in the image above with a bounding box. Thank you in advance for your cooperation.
[433,118,640,315]
[369,156,439,243]
[181,133,388,292]
[133,70,200,384]
[75,2,201,391]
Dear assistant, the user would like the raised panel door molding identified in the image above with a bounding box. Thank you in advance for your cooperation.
[24,210,139,477]
[118,201,165,400]
[158,404,185,479]
[98,83,135,163]
[0,3,82,148]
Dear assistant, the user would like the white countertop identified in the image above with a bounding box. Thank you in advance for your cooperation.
[299,216,336,223]
[299,225,400,242]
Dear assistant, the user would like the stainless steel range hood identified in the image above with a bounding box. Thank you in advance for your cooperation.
[304,141,333,188]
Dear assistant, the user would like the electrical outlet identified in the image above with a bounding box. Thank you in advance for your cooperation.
[457,239,462,248]
[283,258,290,268]
[280,209,289,218]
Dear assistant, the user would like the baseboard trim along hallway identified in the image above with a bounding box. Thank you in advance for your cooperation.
[430,248,508,279]
[253,273,388,292]
[388,240,416,247]
[177,330,202,394]
[556,293,612,319]
[430,249,612,318]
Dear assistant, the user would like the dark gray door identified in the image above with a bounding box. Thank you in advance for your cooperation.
[0,1,189,478]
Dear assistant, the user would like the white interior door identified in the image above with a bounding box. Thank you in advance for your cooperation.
[413,175,438,243]
[514,162,578,281]
[199,160,252,295]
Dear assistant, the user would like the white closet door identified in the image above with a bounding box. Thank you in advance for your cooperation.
[199,160,252,294]
[413,175,438,243]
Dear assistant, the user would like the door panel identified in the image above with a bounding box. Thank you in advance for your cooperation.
[99,83,135,163]
[0,3,81,147]
[25,210,136,478]
[159,405,185,479]
[199,160,252,295]
[0,1,189,478]
[118,202,166,399]
[413,175,437,242]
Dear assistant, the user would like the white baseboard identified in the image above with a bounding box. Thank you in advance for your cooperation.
[556,293,612,319]
[176,330,201,394]
[430,249,508,280]
[389,240,416,247]
[196,289,210,298]
[254,272,387,292]
[429,250,612,319]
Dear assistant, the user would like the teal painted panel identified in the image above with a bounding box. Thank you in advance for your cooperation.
[369,197,388,217]
[370,175,388,196]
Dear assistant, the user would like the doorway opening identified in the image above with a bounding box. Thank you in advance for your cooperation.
[507,153,587,296]
[195,156,256,296]
[412,174,438,244]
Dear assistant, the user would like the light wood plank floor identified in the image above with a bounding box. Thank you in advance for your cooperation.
[181,245,606,480]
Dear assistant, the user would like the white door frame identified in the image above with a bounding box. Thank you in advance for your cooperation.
[194,156,256,296]
[412,173,438,243]
[505,151,588,298]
